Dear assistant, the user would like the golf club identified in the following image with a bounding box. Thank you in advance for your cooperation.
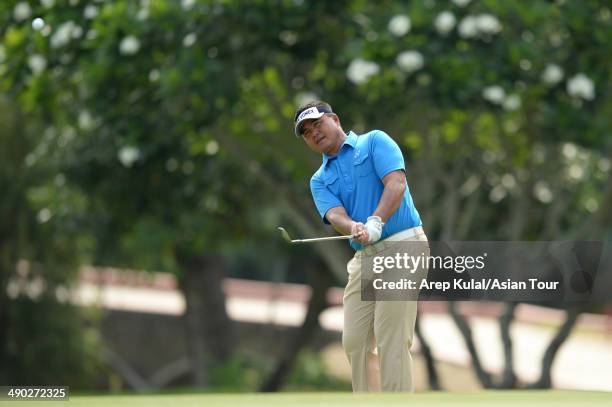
[277,226,354,244]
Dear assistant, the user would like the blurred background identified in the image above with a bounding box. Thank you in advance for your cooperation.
[0,0,611,395]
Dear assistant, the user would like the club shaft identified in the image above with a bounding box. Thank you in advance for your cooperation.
[290,235,354,243]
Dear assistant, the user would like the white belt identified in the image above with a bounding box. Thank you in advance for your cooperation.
[359,226,426,256]
[385,225,425,241]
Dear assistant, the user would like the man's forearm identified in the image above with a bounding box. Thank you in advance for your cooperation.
[372,172,406,222]
[325,206,356,236]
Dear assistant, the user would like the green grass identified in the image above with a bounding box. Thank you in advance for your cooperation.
[3,391,612,407]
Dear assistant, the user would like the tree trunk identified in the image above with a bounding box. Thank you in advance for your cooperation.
[529,306,581,389]
[176,253,234,388]
[415,309,441,390]
[0,234,16,383]
[0,240,8,380]
[260,260,333,392]
[498,303,517,388]
[448,301,493,388]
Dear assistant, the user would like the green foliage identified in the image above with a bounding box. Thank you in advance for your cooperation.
[1,0,608,246]
[285,349,351,392]
[2,299,103,387]
[0,95,101,387]
[208,352,268,392]
[206,349,350,392]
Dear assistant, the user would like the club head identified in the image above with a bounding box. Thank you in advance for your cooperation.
[277,227,293,243]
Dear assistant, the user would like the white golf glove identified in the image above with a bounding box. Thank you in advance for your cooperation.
[365,216,384,244]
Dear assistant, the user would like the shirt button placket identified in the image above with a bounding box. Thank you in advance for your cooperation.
[341,161,353,191]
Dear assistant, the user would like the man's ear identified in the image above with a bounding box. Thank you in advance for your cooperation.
[330,113,341,126]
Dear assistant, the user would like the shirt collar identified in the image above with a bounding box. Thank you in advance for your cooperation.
[322,131,357,166]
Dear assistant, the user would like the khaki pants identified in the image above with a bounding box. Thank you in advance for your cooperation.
[342,228,429,392]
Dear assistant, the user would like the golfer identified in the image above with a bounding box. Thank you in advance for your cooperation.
[294,101,428,392]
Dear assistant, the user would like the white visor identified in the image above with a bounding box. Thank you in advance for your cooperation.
[294,106,332,137]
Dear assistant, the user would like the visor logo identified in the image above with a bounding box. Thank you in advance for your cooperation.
[297,107,319,122]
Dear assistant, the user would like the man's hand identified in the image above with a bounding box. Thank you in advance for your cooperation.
[326,207,384,245]
[365,216,383,243]
[351,222,369,244]
[351,216,384,245]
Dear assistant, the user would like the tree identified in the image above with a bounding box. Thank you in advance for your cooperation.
[2,0,610,391]
[0,94,99,386]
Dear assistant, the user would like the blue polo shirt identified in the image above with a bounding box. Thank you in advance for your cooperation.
[310,130,422,251]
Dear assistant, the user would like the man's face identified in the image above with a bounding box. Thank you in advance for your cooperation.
[300,114,343,155]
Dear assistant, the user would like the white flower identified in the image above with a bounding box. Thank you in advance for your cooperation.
[53,172,65,189]
[435,11,456,35]
[502,94,521,111]
[501,174,516,189]
[136,8,149,21]
[458,16,478,38]
[482,85,506,104]
[295,91,318,107]
[568,164,585,181]
[37,208,52,223]
[183,33,197,47]
[50,21,76,48]
[541,64,564,85]
[451,0,472,7]
[118,146,140,167]
[61,126,76,144]
[460,175,481,196]
[585,198,599,213]
[562,142,577,159]
[41,0,55,8]
[13,2,32,22]
[548,31,563,47]
[599,158,611,173]
[388,15,411,37]
[476,14,502,34]
[119,35,140,55]
[279,31,298,46]
[166,158,178,172]
[396,50,424,73]
[28,54,47,75]
[205,140,219,155]
[459,14,502,39]
[84,5,98,19]
[567,73,595,100]
[533,181,553,203]
[347,58,380,84]
[78,110,94,130]
[489,185,507,202]
[71,25,83,39]
[32,18,45,31]
[149,69,160,82]
[181,0,196,11]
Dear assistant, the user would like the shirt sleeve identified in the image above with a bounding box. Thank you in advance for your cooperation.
[310,174,342,224]
[371,130,406,179]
